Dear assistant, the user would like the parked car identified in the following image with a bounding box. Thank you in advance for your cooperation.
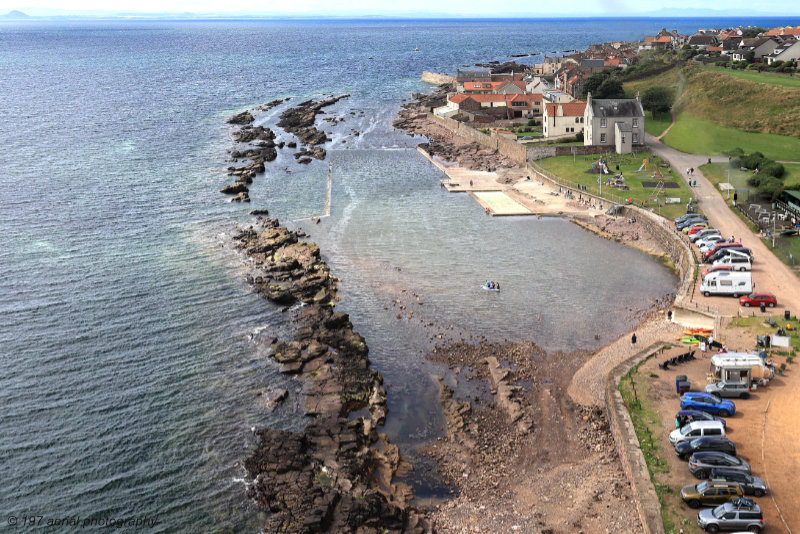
[739,293,777,308]
[712,255,751,272]
[675,213,706,224]
[702,265,734,278]
[692,229,721,243]
[706,246,753,263]
[696,499,764,532]
[707,247,753,264]
[703,242,742,261]
[678,218,708,231]
[670,420,726,446]
[699,236,726,253]
[681,480,743,508]
[705,381,751,399]
[676,437,737,460]
[681,392,736,417]
[709,468,768,497]
[689,452,751,479]
[677,410,727,429]
[688,224,711,236]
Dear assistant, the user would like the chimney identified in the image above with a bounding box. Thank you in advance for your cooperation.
[587,91,592,108]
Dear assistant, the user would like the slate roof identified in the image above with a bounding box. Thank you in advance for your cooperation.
[581,59,606,68]
[457,70,491,82]
[615,122,632,132]
[590,99,644,118]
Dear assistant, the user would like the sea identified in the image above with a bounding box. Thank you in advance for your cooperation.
[0,16,793,532]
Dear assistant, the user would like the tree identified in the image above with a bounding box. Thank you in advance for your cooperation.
[580,72,609,99]
[641,86,673,116]
[596,78,625,99]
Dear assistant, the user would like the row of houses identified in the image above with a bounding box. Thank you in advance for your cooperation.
[640,26,800,66]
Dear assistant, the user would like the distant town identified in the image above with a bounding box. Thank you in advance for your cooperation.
[433,24,800,154]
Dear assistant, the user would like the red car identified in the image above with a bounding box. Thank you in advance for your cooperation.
[688,225,709,236]
[702,265,733,278]
[739,293,777,308]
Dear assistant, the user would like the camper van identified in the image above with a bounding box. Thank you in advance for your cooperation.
[710,352,774,386]
[700,271,752,297]
[712,254,752,272]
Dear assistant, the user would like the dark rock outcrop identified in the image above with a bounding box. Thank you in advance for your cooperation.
[277,95,349,151]
[220,183,249,195]
[227,110,254,125]
[235,218,432,533]
[232,125,276,144]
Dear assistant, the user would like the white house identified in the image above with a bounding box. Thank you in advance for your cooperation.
[543,101,586,138]
[764,39,800,65]
[584,93,645,154]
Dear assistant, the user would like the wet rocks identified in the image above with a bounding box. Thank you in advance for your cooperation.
[256,97,289,112]
[294,146,326,161]
[237,217,431,533]
[231,191,250,202]
[250,209,269,216]
[232,125,276,144]
[227,110,254,124]
[278,95,349,151]
[220,183,249,195]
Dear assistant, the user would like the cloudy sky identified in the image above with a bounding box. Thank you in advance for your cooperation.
[3,0,799,16]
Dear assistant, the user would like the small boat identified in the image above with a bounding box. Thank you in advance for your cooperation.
[481,285,500,292]
[413,47,419,52]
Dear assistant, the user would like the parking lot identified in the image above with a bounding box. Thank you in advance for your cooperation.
[636,327,797,533]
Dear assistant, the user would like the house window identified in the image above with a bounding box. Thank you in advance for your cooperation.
[575,118,579,123]
[601,118,607,127]
[600,133,606,143]
[621,135,626,144]
[633,133,639,143]
[633,118,639,127]
[580,117,584,123]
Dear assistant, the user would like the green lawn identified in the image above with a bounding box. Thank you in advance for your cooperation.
[515,129,542,137]
[661,113,800,161]
[537,151,694,219]
[701,66,800,89]
[701,162,800,193]
[646,112,673,137]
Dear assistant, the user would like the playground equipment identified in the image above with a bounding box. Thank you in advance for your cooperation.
[634,158,649,173]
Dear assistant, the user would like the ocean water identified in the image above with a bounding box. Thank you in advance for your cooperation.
[0,17,790,532]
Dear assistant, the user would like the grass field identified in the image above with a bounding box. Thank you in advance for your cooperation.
[678,66,800,138]
[646,113,673,137]
[661,113,800,161]
[700,66,800,89]
[537,151,693,219]
[623,65,680,98]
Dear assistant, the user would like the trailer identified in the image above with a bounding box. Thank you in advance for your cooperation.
[709,352,773,386]
[700,271,752,298]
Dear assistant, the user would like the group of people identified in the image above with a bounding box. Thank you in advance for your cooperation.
[485,281,500,290]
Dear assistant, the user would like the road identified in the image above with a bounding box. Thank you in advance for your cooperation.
[648,134,800,533]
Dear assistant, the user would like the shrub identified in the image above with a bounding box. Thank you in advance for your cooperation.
[575,131,584,142]
[741,152,765,169]
[527,119,536,127]
[729,157,742,169]
[761,161,785,178]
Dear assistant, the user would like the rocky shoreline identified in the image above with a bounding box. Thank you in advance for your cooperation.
[393,87,517,171]
[220,95,349,201]
[235,217,431,533]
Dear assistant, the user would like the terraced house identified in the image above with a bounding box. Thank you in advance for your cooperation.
[542,100,586,138]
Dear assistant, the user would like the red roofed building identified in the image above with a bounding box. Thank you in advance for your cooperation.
[543,101,586,138]
[441,92,542,120]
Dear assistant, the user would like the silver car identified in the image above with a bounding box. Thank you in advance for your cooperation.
[705,381,751,399]
[697,499,764,532]
[689,452,751,479]
[691,229,721,243]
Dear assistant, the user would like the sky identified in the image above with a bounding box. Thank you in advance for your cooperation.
[2,0,800,17]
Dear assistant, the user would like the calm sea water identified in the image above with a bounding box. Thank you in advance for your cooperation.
[1,17,792,532]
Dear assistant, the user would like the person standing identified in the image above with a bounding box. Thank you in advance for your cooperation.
[699,341,707,355]
[631,333,637,345]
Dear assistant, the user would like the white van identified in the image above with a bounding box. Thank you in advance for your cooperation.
[669,420,726,446]
[700,271,752,297]
[712,254,752,272]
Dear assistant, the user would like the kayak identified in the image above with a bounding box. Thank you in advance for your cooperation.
[780,230,798,237]
[680,336,700,344]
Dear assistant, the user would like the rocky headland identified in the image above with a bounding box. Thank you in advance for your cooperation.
[277,94,350,158]
[236,217,431,533]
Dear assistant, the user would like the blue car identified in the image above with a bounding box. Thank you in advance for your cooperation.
[680,392,736,417]
[676,409,727,429]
